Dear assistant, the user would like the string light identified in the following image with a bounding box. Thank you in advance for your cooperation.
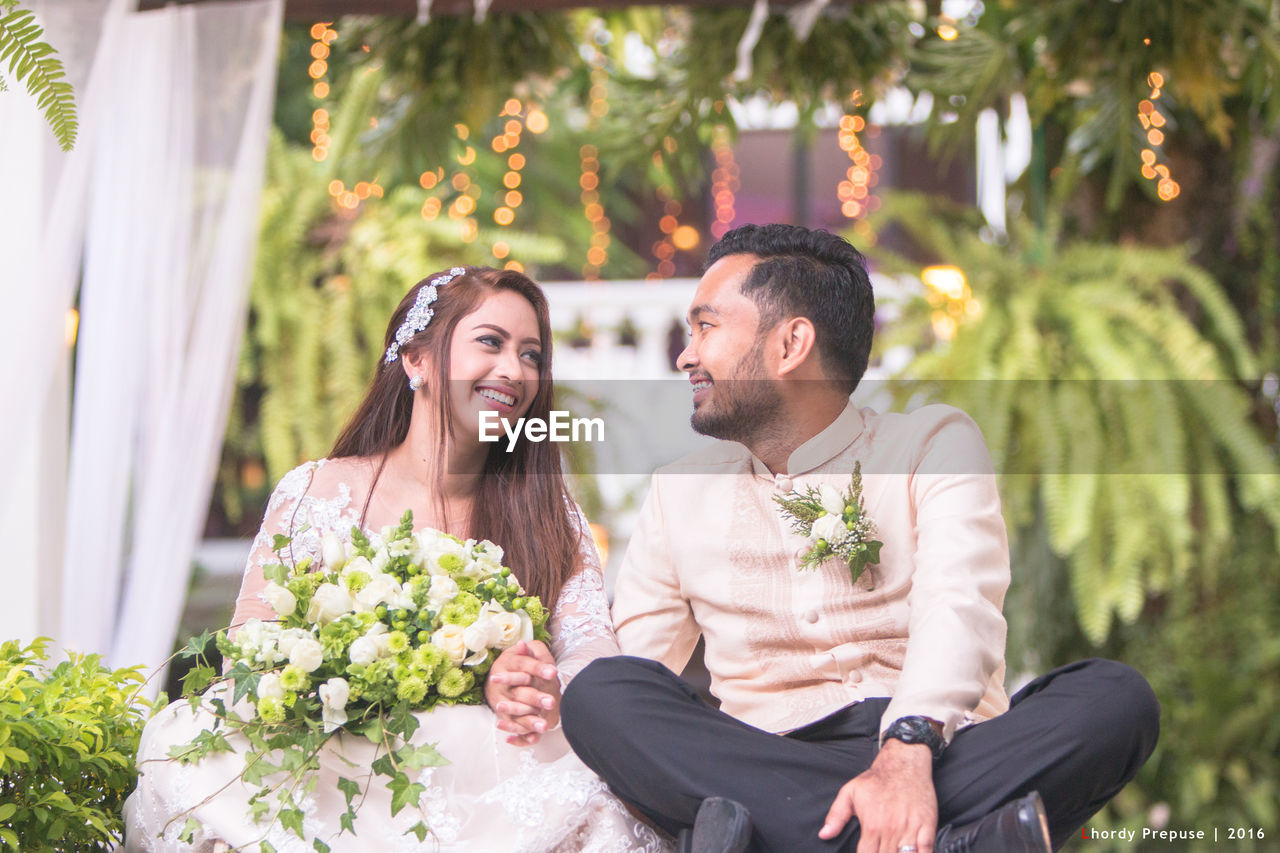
[710,126,739,240]
[649,187,680,280]
[309,23,337,160]
[921,265,979,342]
[1138,71,1179,201]
[836,109,881,220]
[577,46,613,279]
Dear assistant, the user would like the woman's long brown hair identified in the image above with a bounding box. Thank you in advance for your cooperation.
[330,267,579,609]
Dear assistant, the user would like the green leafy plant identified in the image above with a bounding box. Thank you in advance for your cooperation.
[0,1,77,150]
[868,193,1280,647]
[0,638,151,851]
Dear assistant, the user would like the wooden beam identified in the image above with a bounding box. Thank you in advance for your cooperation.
[140,0,865,20]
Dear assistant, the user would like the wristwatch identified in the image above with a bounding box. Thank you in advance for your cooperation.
[881,715,946,760]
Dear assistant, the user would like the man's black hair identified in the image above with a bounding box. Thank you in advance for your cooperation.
[706,223,875,394]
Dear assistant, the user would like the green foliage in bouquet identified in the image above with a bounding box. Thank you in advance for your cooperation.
[0,638,151,851]
[868,193,1280,646]
[0,1,76,150]
[166,511,550,850]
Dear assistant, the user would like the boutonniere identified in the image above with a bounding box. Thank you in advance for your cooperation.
[773,462,883,585]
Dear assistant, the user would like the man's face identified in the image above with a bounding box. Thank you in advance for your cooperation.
[677,254,782,442]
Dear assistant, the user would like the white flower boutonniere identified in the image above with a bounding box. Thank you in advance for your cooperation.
[773,462,884,584]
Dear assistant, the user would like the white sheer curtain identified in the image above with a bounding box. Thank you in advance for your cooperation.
[0,0,131,645]
[54,1,282,687]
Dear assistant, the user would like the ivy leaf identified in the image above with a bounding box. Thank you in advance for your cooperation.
[178,817,200,843]
[313,840,331,853]
[396,741,449,770]
[279,806,305,838]
[388,772,427,816]
[339,808,356,834]
[272,533,292,552]
[179,630,214,660]
[409,821,430,841]
[263,562,289,585]
[180,664,216,697]
[337,776,360,805]
[357,717,384,744]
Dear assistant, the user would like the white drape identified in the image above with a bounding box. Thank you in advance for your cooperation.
[59,1,282,686]
[0,0,130,646]
[0,0,280,689]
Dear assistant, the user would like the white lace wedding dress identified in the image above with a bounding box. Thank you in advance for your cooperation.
[124,460,669,853]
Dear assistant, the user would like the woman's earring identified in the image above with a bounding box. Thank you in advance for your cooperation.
[408,375,424,392]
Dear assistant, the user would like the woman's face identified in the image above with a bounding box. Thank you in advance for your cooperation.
[446,288,543,443]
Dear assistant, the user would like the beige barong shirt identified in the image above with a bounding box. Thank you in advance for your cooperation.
[613,402,1011,741]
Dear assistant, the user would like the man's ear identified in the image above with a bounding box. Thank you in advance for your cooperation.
[776,317,818,377]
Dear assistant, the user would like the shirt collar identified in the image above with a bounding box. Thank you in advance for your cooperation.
[749,400,866,479]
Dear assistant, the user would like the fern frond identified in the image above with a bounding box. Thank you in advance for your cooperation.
[0,7,77,150]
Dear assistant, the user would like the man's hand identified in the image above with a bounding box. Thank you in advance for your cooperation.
[484,640,561,746]
[819,739,938,853]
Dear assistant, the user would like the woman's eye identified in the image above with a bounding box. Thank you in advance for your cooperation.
[478,335,501,347]
[523,350,543,365]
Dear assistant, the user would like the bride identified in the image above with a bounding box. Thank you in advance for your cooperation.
[125,266,668,853]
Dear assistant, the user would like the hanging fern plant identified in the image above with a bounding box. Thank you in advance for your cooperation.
[868,192,1280,644]
[0,1,76,150]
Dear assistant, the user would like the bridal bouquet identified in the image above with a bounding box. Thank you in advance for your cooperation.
[774,463,883,585]
[167,511,549,850]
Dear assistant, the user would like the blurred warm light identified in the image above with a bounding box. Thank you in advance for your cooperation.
[494,207,515,226]
[309,60,327,79]
[313,108,329,124]
[457,146,476,165]
[309,22,327,38]
[1141,149,1156,165]
[579,144,597,158]
[354,182,371,199]
[451,173,470,191]
[503,119,522,137]
[492,137,508,153]
[455,123,469,140]
[322,28,337,44]
[580,173,599,191]
[504,260,525,272]
[938,23,958,40]
[492,241,510,259]
[311,43,329,60]
[503,98,522,116]
[672,225,700,251]
[659,215,678,234]
[313,82,329,98]
[505,190,523,207]
[922,265,967,300]
[931,312,958,342]
[311,147,327,161]
[503,171,522,189]
[419,171,438,189]
[461,219,478,242]
[1147,71,1164,88]
[455,196,476,216]
[65,308,79,348]
[1147,129,1164,146]
[421,198,441,220]
[586,246,608,267]
[526,109,548,133]
[508,153,526,170]
[328,180,343,196]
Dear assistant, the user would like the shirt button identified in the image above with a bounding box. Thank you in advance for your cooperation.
[804,610,819,624]
[776,475,793,491]
[845,670,862,684]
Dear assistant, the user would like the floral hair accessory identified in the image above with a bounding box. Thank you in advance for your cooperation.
[774,462,883,586]
[384,266,468,364]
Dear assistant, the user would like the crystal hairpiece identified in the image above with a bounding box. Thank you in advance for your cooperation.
[384,267,467,364]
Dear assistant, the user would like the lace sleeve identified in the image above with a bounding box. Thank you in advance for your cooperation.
[230,461,322,631]
[548,503,620,688]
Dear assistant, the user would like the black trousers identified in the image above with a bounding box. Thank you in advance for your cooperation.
[562,657,1159,852]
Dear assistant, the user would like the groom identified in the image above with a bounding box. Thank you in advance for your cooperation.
[561,224,1159,853]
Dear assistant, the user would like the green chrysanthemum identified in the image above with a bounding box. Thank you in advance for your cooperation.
[436,668,475,699]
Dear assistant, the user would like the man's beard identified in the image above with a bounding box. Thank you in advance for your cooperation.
[690,341,782,444]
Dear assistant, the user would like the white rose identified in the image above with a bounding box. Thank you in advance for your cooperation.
[427,575,459,606]
[462,614,499,653]
[289,636,324,673]
[318,677,350,733]
[262,582,297,618]
[490,609,531,649]
[257,671,284,702]
[818,484,845,516]
[354,573,403,612]
[321,531,348,570]
[348,635,379,666]
[432,623,467,664]
[342,556,374,578]
[305,583,354,625]
[276,628,310,659]
[236,618,265,649]
[371,549,391,572]
[810,513,847,545]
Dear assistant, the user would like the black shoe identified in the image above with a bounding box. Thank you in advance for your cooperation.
[935,791,1052,853]
[675,797,752,853]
